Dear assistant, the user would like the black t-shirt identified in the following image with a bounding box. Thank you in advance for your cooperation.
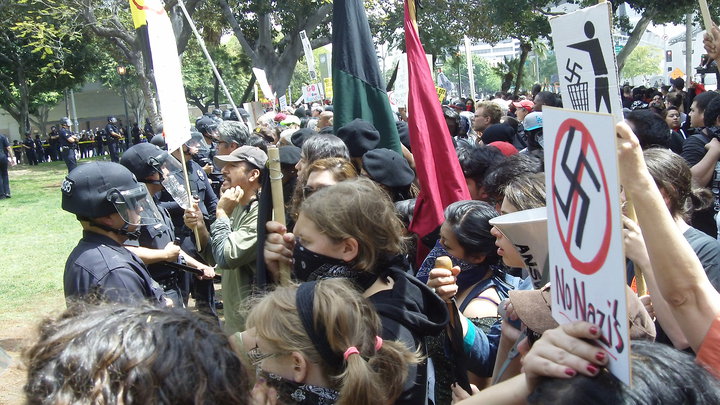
[682,133,719,237]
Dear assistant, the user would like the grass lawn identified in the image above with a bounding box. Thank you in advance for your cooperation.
[0,158,104,322]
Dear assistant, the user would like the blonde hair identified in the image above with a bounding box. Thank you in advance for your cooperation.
[300,177,407,273]
[289,157,358,220]
[246,279,420,405]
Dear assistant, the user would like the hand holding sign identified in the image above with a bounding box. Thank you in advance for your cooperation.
[522,321,609,390]
[704,23,720,62]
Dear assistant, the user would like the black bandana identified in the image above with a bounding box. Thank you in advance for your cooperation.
[258,369,338,405]
[292,241,377,290]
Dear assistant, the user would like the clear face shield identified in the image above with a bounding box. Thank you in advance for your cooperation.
[151,153,191,210]
[106,183,163,226]
[185,132,210,156]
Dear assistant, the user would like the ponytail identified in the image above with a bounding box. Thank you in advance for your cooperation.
[337,339,420,405]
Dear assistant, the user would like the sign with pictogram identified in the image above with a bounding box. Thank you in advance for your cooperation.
[543,106,631,385]
[550,3,624,122]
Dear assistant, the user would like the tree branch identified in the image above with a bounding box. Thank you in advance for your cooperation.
[617,11,656,72]
[218,0,257,61]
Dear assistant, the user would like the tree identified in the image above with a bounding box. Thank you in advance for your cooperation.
[218,0,332,98]
[0,0,96,134]
[621,45,662,81]
[438,55,502,96]
[181,38,251,114]
[72,0,204,125]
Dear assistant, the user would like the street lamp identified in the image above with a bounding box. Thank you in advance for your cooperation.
[116,65,131,147]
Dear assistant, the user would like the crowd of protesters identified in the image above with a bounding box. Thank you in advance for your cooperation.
[15,31,720,405]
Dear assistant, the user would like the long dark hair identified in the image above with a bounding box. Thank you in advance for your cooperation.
[444,200,499,264]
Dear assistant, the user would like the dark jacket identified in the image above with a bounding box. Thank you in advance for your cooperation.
[369,257,449,405]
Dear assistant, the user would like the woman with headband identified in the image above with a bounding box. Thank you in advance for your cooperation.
[244,278,420,405]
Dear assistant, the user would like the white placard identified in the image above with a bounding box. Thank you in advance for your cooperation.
[302,83,322,103]
[550,3,623,122]
[299,30,317,81]
[390,53,433,108]
[252,68,275,101]
[145,0,190,152]
[543,106,630,385]
[279,95,288,111]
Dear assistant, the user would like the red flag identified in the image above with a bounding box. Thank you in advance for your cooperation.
[404,0,470,242]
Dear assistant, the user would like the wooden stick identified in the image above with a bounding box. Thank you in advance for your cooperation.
[178,147,202,251]
[267,146,290,285]
[625,200,647,296]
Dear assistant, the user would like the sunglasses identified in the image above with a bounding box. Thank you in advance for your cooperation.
[246,344,285,366]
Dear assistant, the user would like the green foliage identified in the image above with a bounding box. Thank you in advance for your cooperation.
[439,55,502,96]
[621,45,662,79]
[181,38,251,113]
[0,0,96,131]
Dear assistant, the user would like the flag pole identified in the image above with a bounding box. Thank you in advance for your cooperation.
[178,145,202,251]
[176,0,245,126]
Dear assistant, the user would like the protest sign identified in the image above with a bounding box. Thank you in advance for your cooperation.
[489,207,549,288]
[279,95,287,111]
[324,77,334,100]
[252,68,275,102]
[550,3,623,122]
[302,83,323,103]
[436,86,447,103]
[543,106,631,385]
[144,0,190,153]
[299,30,318,81]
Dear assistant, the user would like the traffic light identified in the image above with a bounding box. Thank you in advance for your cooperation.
[666,50,673,62]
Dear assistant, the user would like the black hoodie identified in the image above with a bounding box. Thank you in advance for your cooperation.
[368,257,449,405]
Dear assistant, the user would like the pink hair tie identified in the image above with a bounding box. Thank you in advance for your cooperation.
[375,336,383,351]
[343,346,360,361]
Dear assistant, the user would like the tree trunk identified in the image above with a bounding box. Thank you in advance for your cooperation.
[213,75,220,109]
[513,42,532,96]
[616,12,655,73]
[240,75,257,104]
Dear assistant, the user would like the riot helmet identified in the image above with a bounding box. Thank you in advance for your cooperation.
[61,162,163,237]
[108,116,118,124]
[60,117,72,127]
[121,144,189,208]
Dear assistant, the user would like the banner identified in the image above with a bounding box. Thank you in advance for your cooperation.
[144,0,190,152]
[299,30,318,81]
[550,3,623,122]
[543,106,630,385]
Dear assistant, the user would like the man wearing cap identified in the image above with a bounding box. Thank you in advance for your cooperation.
[184,145,266,333]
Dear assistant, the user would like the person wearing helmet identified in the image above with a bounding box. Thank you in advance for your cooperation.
[58,117,78,172]
[61,161,168,305]
[105,116,122,163]
[120,144,216,308]
[183,145,267,333]
[164,137,220,314]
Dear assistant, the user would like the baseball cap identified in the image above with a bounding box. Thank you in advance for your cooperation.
[523,112,543,131]
[214,145,268,170]
[512,100,535,113]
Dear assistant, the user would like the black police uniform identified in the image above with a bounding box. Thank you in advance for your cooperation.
[0,134,10,198]
[34,137,45,163]
[105,122,121,162]
[23,137,37,165]
[158,158,218,314]
[135,198,185,307]
[64,230,165,305]
[49,130,60,161]
[59,127,77,172]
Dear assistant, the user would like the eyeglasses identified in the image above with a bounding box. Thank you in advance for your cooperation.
[247,344,284,366]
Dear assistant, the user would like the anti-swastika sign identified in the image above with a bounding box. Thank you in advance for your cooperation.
[543,106,631,385]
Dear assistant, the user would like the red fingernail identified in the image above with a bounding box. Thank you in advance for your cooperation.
[587,364,599,374]
[596,352,606,362]
[565,368,577,376]
[589,325,599,335]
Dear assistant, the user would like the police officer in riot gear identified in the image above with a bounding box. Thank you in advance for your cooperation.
[105,116,122,162]
[58,117,77,172]
[120,144,216,308]
[61,161,167,305]
[163,136,219,314]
